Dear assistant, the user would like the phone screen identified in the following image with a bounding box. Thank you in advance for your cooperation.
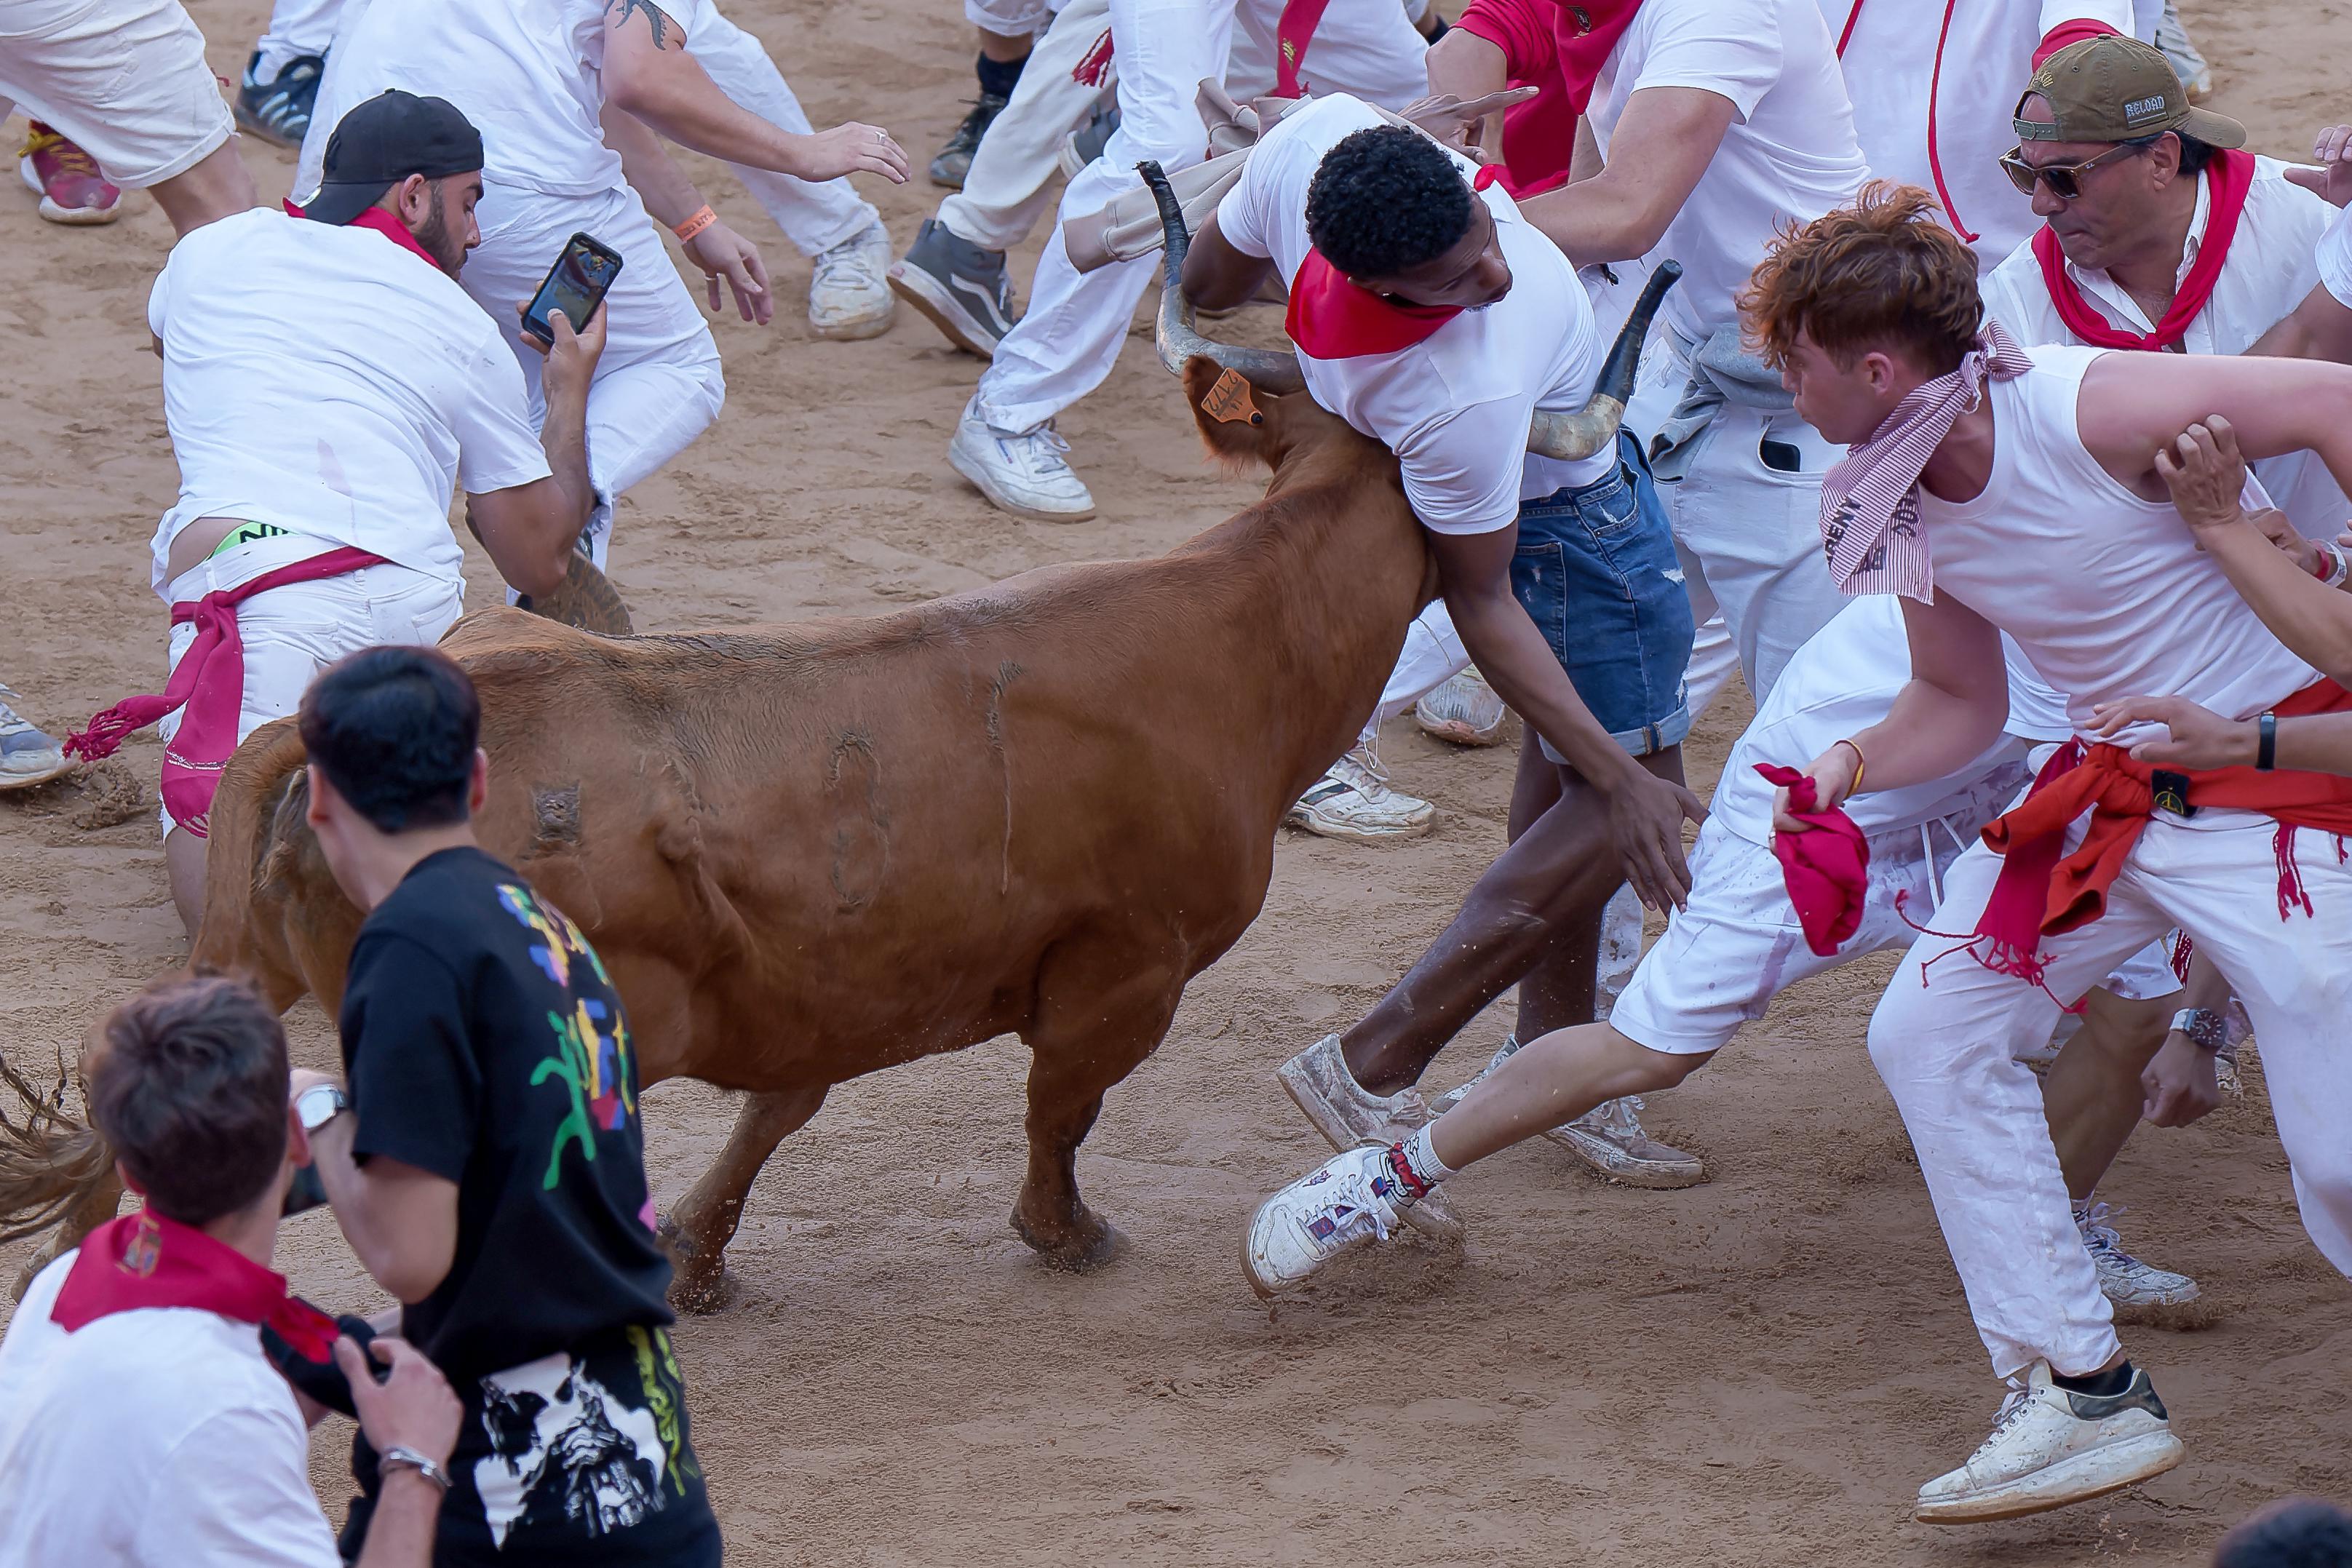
[525,234,622,341]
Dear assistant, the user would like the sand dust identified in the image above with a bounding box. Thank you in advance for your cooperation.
[1,1,2345,1561]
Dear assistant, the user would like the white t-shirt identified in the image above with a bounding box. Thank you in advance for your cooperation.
[298,0,618,204]
[1980,157,2345,538]
[0,1254,341,1568]
[2321,202,2352,309]
[1824,0,2161,269]
[1586,0,1869,343]
[146,208,553,594]
[1215,94,1615,534]
[1710,594,2071,846]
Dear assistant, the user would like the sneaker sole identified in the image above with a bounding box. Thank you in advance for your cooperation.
[231,104,303,150]
[1274,1058,1463,1243]
[1283,805,1435,843]
[0,757,76,790]
[888,262,1006,359]
[1543,1124,1706,1190]
[947,442,1096,523]
[1914,1430,2185,1524]
[36,197,121,226]
[808,301,897,342]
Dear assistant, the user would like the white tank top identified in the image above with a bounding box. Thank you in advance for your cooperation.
[1916,345,2321,741]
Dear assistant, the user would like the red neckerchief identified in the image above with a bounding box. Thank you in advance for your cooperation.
[1274,0,1334,95]
[51,1211,340,1364]
[280,197,444,269]
[1546,0,1643,116]
[1755,764,1870,956]
[1286,167,1546,359]
[2030,148,2257,351]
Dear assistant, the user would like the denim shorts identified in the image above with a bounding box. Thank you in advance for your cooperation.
[1510,430,1695,760]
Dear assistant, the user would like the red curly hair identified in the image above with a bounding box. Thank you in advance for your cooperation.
[1738,181,1983,375]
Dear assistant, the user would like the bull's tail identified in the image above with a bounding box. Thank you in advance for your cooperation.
[0,1051,110,1249]
[188,718,312,991]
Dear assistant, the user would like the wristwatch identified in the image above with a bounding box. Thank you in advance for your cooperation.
[2170,1007,2227,1053]
[295,1082,350,1134]
[2315,538,2350,589]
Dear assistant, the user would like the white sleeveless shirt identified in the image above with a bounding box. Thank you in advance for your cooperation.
[1917,345,2320,742]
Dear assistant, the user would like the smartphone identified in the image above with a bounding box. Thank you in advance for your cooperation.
[523,231,624,343]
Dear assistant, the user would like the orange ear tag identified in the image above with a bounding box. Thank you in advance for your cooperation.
[1200,367,1264,426]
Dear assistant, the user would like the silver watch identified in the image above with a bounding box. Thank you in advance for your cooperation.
[2320,538,2350,589]
[295,1082,350,1133]
[2170,1007,2226,1052]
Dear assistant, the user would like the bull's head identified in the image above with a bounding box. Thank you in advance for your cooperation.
[1139,159,1680,468]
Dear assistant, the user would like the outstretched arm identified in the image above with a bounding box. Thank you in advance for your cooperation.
[2077,348,2352,502]
[600,104,771,323]
[1515,87,1734,267]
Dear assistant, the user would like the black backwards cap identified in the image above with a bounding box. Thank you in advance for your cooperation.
[303,89,484,226]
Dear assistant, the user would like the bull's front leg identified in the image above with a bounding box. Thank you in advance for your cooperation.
[661,1084,827,1313]
[1012,940,1187,1270]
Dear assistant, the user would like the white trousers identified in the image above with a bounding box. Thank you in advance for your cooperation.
[939,0,1113,253]
[972,0,1236,432]
[0,0,231,187]
[465,180,725,566]
[683,0,878,258]
[1622,330,1846,709]
[1223,0,1429,105]
[255,0,345,79]
[1870,807,2352,1381]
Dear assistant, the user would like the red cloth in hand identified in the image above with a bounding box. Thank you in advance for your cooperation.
[1755,763,1870,957]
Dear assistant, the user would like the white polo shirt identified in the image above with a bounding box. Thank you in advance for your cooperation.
[1214,93,1614,536]
[1586,0,1869,343]
[146,207,552,594]
[0,1254,340,1568]
[1980,156,2345,537]
[2321,202,2352,309]
[1824,0,2161,268]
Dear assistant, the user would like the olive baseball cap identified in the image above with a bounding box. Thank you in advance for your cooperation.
[2014,35,2244,148]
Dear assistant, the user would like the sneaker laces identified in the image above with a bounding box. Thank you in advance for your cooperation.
[27,132,99,179]
[1576,1094,1648,1136]
[1331,740,1394,797]
[1976,1380,2038,1454]
[2073,1200,2143,1267]
[811,228,883,291]
[1311,1160,1397,1248]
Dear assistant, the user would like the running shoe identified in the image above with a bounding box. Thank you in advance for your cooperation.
[1287,741,1434,841]
[1413,666,1506,747]
[949,399,1096,520]
[0,685,72,789]
[2075,1201,2201,1311]
[807,218,895,341]
[928,92,1009,189]
[17,124,119,226]
[1056,100,1121,180]
[889,218,1019,357]
[234,52,326,150]
[1275,1032,1462,1241]
[1432,1035,1703,1188]
[1914,1360,2183,1524]
[2154,0,2212,100]
[1244,1143,1410,1297]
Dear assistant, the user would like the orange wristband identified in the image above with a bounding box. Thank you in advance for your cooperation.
[1832,736,1867,793]
[672,204,717,242]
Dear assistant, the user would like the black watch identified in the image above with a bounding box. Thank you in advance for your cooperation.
[2171,1007,2226,1052]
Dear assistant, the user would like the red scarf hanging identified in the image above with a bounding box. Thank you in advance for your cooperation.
[282,198,445,269]
[66,546,388,837]
[52,1211,339,1364]
[1273,0,1335,97]
[2030,148,2257,352]
[1285,167,1529,359]
[1755,764,1871,955]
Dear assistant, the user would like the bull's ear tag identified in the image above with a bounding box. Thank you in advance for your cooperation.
[1201,367,1263,426]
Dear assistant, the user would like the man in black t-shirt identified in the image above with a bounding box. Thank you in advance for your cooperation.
[290,645,718,1567]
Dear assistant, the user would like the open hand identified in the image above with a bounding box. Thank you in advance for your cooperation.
[2089,694,2256,768]
[1604,765,1706,912]
[2284,123,2352,207]
[682,220,772,325]
[2142,1029,2222,1126]
[794,122,910,184]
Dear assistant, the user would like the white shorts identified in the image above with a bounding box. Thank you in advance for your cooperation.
[0,0,233,187]
[154,533,464,836]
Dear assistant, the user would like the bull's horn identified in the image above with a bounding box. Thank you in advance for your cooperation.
[1140,159,1308,394]
[1527,259,1682,462]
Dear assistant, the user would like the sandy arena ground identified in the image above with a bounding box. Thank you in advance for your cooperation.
[4,1,2348,1561]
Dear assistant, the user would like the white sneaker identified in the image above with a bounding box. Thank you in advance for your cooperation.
[948,402,1097,521]
[2075,1201,2201,1311]
[1243,1143,1410,1297]
[1433,1036,1703,1188]
[0,685,71,790]
[1275,1033,1462,1242]
[1286,741,1434,842]
[1915,1360,2184,1524]
[807,219,896,341]
[1413,666,1507,747]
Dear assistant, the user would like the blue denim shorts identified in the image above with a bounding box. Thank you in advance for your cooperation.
[1510,431,1695,760]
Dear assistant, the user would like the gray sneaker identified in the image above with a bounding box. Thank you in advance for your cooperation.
[1275,1032,1463,1242]
[1434,1035,1704,1189]
[1057,99,1121,180]
[889,218,1020,358]
[0,685,71,789]
[928,92,1009,189]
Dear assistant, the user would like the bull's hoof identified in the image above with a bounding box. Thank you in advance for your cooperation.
[1010,1205,1131,1272]
[656,1211,736,1314]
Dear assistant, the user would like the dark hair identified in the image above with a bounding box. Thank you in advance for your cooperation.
[2212,1497,2352,1568]
[1305,125,1474,279]
[1739,180,1984,375]
[2169,130,2218,176]
[89,978,290,1226]
[298,645,481,832]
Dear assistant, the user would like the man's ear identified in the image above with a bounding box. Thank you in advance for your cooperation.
[303,763,334,829]
[285,1101,312,1170]
[387,172,432,226]
[1182,357,1279,469]
[1861,349,1897,399]
[468,749,490,814]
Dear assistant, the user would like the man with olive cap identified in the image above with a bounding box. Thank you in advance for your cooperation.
[65,90,605,936]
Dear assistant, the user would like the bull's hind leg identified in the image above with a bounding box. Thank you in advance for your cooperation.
[1012,939,1187,1270]
[661,1085,827,1313]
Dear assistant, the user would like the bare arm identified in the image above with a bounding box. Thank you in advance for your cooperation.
[2077,349,2352,503]
[1516,87,1735,266]
[598,101,772,323]
[1423,26,1510,158]
[2246,282,2352,364]
[1429,527,1707,909]
[346,1338,461,1568]
[600,0,907,183]
[464,306,607,597]
[295,1073,461,1304]
[1179,207,1277,314]
[1775,592,2010,827]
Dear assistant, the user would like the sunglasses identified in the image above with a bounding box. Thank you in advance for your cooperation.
[1998,139,2153,201]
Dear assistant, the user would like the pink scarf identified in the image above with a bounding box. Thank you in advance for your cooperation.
[1818,320,2032,602]
[1754,764,1870,955]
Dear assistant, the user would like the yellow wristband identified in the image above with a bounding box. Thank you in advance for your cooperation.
[673,204,717,242]
[1833,736,1866,793]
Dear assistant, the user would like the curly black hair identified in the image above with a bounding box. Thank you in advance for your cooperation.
[1305,125,1474,279]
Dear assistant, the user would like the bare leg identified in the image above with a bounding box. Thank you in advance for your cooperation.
[165,826,204,938]
[145,141,258,237]
[662,1085,828,1312]
[1426,1020,1713,1169]
[2043,987,2173,1200]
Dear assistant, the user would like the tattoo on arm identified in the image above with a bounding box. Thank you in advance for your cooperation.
[610,0,678,47]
